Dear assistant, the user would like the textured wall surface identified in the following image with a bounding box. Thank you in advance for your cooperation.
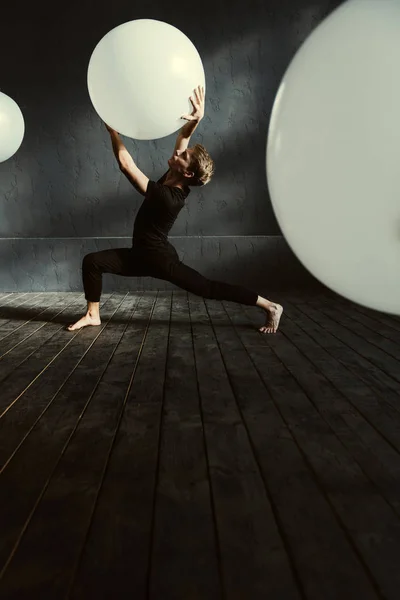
[0,0,341,292]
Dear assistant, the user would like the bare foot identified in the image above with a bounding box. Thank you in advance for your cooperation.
[67,313,101,331]
[259,303,283,334]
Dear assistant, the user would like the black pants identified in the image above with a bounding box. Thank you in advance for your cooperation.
[82,244,258,306]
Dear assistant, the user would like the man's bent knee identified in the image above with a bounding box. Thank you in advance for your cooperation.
[82,252,98,270]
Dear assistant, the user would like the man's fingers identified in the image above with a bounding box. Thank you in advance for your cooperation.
[194,85,205,103]
[190,97,199,112]
[195,86,204,103]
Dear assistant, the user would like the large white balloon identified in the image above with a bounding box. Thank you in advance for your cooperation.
[0,92,25,163]
[267,0,400,315]
[87,19,205,140]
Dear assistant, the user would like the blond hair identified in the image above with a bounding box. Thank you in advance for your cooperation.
[188,144,215,186]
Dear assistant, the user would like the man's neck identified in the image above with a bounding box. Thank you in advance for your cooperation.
[164,170,186,190]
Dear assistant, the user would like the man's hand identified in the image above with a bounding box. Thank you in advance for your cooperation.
[181,85,205,122]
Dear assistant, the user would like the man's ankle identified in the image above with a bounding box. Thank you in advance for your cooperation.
[256,296,274,310]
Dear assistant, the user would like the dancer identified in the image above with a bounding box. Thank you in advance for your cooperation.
[68,86,283,333]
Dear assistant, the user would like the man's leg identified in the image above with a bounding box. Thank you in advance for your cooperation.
[68,248,145,331]
[154,259,283,334]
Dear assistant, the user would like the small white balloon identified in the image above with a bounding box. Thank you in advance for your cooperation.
[267,0,400,315]
[0,92,25,163]
[87,19,205,140]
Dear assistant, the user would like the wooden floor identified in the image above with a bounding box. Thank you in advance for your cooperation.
[0,290,400,599]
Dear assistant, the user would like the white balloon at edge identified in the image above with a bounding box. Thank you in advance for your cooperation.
[87,19,205,140]
[267,0,400,315]
[0,92,25,163]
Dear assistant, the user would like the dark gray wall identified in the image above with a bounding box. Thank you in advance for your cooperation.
[0,0,341,292]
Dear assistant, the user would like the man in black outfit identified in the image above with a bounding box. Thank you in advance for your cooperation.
[68,86,283,333]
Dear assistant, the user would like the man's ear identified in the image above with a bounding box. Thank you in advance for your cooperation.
[183,170,194,179]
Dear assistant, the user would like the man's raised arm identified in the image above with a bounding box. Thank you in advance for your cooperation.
[173,85,205,154]
[106,124,149,196]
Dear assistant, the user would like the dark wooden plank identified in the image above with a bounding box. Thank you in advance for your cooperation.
[0,293,71,332]
[206,299,379,600]
[236,302,400,600]
[0,292,40,313]
[355,305,400,331]
[149,291,222,600]
[309,291,400,331]
[0,293,14,302]
[68,292,170,600]
[0,294,83,384]
[0,293,31,306]
[0,293,152,598]
[307,297,400,376]
[0,293,58,340]
[0,293,127,572]
[281,301,400,454]
[308,297,400,366]
[0,293,45,335]
[317,293,400,337]
[269,304,400,516]
[189,295,305,600]
[0,294,79,356]
[0,294,112,423]
[290,299,400,402]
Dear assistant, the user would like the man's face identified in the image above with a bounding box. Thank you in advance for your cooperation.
[168,148,193,177]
